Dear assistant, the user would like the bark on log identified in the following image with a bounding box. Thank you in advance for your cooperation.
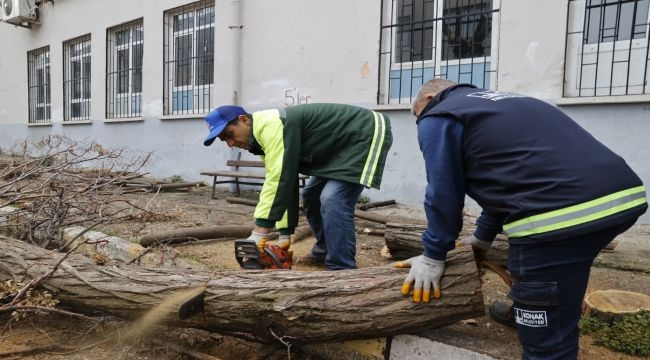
[139,225,264,247]
[357,200,397,211]
[291,225,313,244]
[151,181,207,190]
[354,210,389,224]
[225,197,259,207]
[384,222,509,266]
[0,235,484,344]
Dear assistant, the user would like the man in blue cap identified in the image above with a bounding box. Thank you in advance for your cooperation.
[203,104,393,270]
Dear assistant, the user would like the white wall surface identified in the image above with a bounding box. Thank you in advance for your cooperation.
[0,0,648,224]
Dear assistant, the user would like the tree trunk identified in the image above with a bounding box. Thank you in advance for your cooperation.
[0,235,484,345]
[384,222,509,266]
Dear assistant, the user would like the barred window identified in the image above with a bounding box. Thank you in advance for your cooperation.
[27,46,51,124]
[565,0,650,97]
[107,20,144,118]
[163,0,215,115]
[63,35,91,121]
[379,0,498,104]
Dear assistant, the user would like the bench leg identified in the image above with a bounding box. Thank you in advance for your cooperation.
[234,177,241,196]
[211,176,218,199]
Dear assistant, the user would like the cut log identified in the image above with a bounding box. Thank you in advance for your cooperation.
[291,225,313,244]
[384,222,509,266]
[0,235,484,345]
[225,197,259,207]
[357,200,397,211]
[354,210,388,224]
[583,290,650,322]
[139,225,264,247]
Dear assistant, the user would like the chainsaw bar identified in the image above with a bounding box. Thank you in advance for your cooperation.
[177,291,205,320]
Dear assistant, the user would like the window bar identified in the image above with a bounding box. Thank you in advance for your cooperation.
[593,1,606,96]
[644,20,650,94]
[388,0,396,103]
[623,1,640,95]
[578,1,588,97]
[28,51,33,123]
[608,1,623,95]
[163,12,170,115]
[397,0,406,101]
[563,0,572,98]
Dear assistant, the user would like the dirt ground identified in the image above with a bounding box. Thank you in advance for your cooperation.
[1,185,649,360]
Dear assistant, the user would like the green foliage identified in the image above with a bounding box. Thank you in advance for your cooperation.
[169,174,184,183]
[579,311,650,356]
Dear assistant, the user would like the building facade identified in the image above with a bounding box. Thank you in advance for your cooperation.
[0,0,648,222]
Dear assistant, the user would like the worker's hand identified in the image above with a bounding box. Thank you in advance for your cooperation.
[456,234,492,260]
[394,255,445,303]
[247,230,268,245]
[276,234,291,250]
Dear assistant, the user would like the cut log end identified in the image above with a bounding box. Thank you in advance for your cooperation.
[584,289,650,321]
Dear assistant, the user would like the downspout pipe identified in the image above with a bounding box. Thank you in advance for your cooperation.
[229,0,243,105]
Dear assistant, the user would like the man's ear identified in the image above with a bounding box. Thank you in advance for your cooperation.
[238,114,250,125]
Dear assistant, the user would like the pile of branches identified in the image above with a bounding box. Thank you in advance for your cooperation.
[0,135,156,249]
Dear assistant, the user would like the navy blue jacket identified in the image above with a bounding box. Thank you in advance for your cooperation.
[417,84,647,260]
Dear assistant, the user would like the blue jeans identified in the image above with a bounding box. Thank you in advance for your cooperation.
[508,220,636,360]
[301,176,365,270]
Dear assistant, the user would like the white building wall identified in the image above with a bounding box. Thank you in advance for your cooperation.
[0,0,648,223]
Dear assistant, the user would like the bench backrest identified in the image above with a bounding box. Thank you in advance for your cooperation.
[226,160,264,168]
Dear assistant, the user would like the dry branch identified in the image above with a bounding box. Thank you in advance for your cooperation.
[0,235,485,345]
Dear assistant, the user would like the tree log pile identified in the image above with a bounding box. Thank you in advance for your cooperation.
[383,222,509,266]
[0,235,484,344]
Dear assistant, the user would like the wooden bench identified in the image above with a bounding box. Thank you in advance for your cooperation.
[201,158,309,199]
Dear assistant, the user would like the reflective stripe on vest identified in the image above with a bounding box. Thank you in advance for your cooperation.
[360,111,387,187]
[503,186,647,238]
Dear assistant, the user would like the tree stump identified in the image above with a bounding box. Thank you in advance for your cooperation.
[583,290,650,322]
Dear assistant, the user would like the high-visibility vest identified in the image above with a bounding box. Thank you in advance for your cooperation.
[504,186,647,238]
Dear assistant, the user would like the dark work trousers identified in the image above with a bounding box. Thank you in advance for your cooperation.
[507,220,636,360]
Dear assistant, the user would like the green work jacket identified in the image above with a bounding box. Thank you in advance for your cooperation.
[250,103,392,231]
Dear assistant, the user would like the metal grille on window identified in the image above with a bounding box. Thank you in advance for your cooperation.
[163,0,215,115]
[63,35,91,121]
[564,0,650,97]
[107,20,144,119]
[378,0,498,104]
[27,46,51,124]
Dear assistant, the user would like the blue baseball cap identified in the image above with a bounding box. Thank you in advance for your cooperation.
[203,105,247,146]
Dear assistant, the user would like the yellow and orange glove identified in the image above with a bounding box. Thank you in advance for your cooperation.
[276,234,291,250]
[394,255,445,303]
[455,234,492,261]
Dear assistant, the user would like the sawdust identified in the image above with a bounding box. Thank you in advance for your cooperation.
[122,286,207,340]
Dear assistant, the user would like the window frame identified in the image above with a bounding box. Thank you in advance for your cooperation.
[106,19,144,119]
[63,34,92,121]
[27,46,51,124]
[564,0,650,98]
[163,0,215,116]
[379,0,500,105]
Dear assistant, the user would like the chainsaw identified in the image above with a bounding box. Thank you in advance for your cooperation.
[234,238,293,270]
